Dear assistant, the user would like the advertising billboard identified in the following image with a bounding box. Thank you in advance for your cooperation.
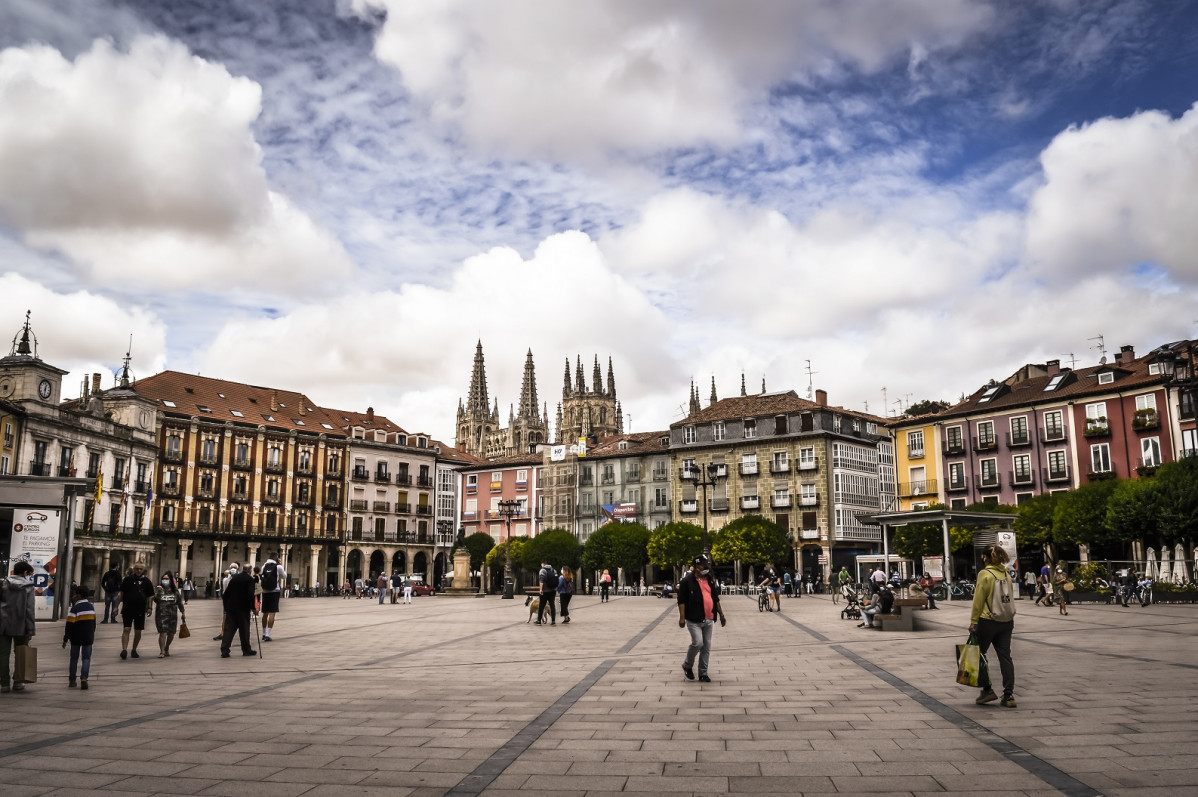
[7,507,62,620]
[600,503,637,525]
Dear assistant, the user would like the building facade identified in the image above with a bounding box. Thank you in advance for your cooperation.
[889,419,943,511]
[457,454,543,543]
[573,432,671,541]
[555,355,623,443]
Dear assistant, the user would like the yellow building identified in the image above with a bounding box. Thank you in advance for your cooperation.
[888,417,943,511]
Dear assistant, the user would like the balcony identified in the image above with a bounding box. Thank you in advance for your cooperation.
[349,499,369,512]
[799,494,819,507]
[198,452,219,466]
[375,471,391,483]
[196,487,217,501]
[678,499,698,514]
[373,500,390,513]
[711,464,728,478]
[57,465,74,477]
[978,472,1001,490]
[351,468,370,481]
[326,465,343,479]
[579,474,594,486]
[1083,418,1109,437]
[418,476,434,488]
[265,461,284,474]
[85,467,99,480]
[898,479,937,498]
[578,504,598,517]
[1043,465,1071,483]
[395,502,411,514]
[1132,409,1160,431]
[601,473,615,485]
[263,492,282,505]
[296,463,313,476]
[323,497,341,509]
[416,505,431,516]
[1042,426,1067,444]
[741,496,760,510]
[907,447,925,460]
[164,449,184,463]
[133,480,148,493]
[229,490,250,504]
[710,497,729,512]
[652,470,668,481]
[739,462,759,476]
[626,470,641,483]
[771,496,792,508]
[294,494,314,508]
[943,439,966,456]
[973,435,998,452]
[111,476,125,491]
[799,528,820,540]
[29,462,50,477]
[231,457,253,471]
[798,459,817,472]
[677,467,695,481]
[1006,431,1031,448]
[395,473,412,486]
[160,483,180,498]
[1009,471,1036,488]
[770,461,791,474]
[946,476,969,492]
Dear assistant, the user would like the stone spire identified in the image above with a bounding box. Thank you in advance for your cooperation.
[593,355,603,396]
[517,349,539,422]
[616,401,624,433]
[575,355,586,393]
[688,380,700,416]
[709,375,717,406]
[606,356,616,398]
[491,397,499,422]
[761,377,767,394]
[740,372,747,397]
[555,403,564,444]
[563,357,572,398]
[465,340,489,416]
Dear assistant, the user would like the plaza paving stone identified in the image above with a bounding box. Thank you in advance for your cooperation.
[0,590,1194,796]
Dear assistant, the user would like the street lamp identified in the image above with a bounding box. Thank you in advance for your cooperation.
[497,498,521,599]
[1157,345,1197,458]
[686,463,721,555]
[436,519,452,589]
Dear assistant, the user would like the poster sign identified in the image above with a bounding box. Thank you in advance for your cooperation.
[817,554,829,564]
[996,531,1018,565]
[600,503,637,525]
[8,507,62,620]
[550,445,566,462]
[922,555,944,579]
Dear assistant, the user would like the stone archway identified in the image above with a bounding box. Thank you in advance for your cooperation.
[369,549,385,579]
[346,549,364,583]
[413,551,428,582]
[392,550,406,573]
[434,552,447,589]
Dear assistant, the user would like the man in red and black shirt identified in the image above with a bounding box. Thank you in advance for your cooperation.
[677,554,726,683]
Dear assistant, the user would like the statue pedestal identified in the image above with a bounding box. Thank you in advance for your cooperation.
[443,548,483,598]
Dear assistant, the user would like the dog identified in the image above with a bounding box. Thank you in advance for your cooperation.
[524,593,542,623]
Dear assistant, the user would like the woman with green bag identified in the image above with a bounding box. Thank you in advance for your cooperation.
[969,544,1017,708]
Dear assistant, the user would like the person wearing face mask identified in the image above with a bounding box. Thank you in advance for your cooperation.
[153,571,185,658]
[118,562,155,661]
[677,554,726,683]
[1,561,37,693]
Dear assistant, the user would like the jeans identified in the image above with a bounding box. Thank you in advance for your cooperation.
[683,619,713,675]
[1,634,30,687]
[976,617,1015,697]
[69,643,92,681]
[104,591,119,622]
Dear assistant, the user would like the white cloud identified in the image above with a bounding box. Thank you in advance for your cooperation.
[349,0,995,160]
[197,231,680,441]
[1025,104,1198,285]
[0,36,353,292]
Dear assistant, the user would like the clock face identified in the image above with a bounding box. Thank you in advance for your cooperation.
[0,378,13,399]
[38,379,52,400]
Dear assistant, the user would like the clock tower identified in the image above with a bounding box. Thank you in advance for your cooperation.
[0,311,68,405]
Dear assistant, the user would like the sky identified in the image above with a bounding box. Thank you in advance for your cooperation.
[3,0,1198,443]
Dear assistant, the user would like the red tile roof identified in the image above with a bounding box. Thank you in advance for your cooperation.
[672,390,888,427]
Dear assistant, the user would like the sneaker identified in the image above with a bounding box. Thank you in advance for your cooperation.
[120,650,127,660]
[976,689,999,705]
[80,680,88,690]
[1000,695,1017,708]
[262,636,273,642]
[698,674,711,682]
[562,617,570,624]
[69,680,77,688]
[212,635,222,641]
[130,650,139,659]
[221,651,230,658]
[242,650,257,656]
[682,665,695,681]
[12,683,24,692]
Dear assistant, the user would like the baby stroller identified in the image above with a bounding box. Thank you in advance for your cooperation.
[840,585,862,621]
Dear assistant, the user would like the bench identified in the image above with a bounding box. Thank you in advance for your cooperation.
[873,598,927,632]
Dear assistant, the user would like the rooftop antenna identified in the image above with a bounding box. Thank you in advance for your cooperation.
[881,386,888,416]
[1089,334,1107,364]
[894,399,905,417]
[673,404,688,420]
[903,393,913,413]
[804,360,818,400]
[1061,353,1078,369]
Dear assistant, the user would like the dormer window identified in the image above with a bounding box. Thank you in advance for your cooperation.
[263,414,275,422]
[1097,372,1114,385]
[683,425,697,444]
[1043,373,1066,392]
[230,409,244,417]
[162,400,176,408]
[417,437,427,448]
[618,441,628,450]
[978,385,1001,403]
[197,405,211,413]
[321,423,334,430]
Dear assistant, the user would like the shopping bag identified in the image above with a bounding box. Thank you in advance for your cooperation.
[13,645,37,683]
[178,623,191,639]
[955,634,986,687]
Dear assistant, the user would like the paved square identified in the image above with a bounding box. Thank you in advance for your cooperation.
[1,591,1194,796]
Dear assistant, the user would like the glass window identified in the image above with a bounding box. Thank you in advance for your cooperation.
[712,422,725,441]
[977,421,995,446]
[743,418,756,438]
[1091,443,1111,473]
[946,426,963,450]
[1141,437,1161,468]
[1048,450,1067,479]
[1044,411,1064,440]
[907,430,924,457]
[1135,394,1157,412]
[684,425,697,444]
[980,459,997,485]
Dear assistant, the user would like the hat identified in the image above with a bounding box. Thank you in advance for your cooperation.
[692,554,712,567]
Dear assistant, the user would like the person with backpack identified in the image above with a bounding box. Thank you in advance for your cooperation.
[557,566,575,624]
[599,569,613,603]
[535,561,557,625]
[259,556,285,643]
[62,584,96,689]
[1,561,37,693]
[101,563,122,623]
[969,544,1017,708]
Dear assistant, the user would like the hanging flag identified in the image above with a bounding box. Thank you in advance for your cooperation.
[577,437,587,458]
[94,472,103,504]
[145,481,154,509]
[550,445,566,462]
[88,473,102,534]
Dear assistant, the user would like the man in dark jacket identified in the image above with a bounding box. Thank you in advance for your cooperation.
[219,563,257,658]
[677,554,726,682]
[535,561,557,625]
[1,561,37,692]
[119,562,155,660]
[100,563,122,623]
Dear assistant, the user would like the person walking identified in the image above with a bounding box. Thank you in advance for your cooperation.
[402,575,413,604]
[1052,566,1070,616]
[1037,561,1051,606]
[377,573,387,605]
[390,571,402,604]
[599,570,612,603]
[219,563,257,658]
[557,566,575,624]
[62,584,96,689]
[119,562,155,660]
[535,561,557,625]
[100,563,122,623]
[1,561,37,693]
[678,554,726,683]
[181,576,193,605]
[152,571,185,658]
[970,544,1018,708]
[869,566,887,594]
[259,556,284,642]
[1023,570,1036,600]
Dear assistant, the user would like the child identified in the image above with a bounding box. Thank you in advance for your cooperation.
[62,584,96,689]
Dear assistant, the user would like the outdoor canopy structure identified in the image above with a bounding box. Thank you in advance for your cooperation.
[859,509,1017,593]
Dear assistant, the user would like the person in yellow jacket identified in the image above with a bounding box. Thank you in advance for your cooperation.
[969,544,1017,708]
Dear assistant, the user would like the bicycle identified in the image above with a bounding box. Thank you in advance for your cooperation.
[758,589,771,612]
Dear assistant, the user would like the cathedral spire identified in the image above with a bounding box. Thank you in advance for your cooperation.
[709,375,717,406]
[616,400,624,434]
[466,340,489,415]
[740,372,747,397]
[688,380,700,416]
[606,356,616,398]
[517,349,539,421]
[575,355,586,393]
[555,402,564,444]
[592,355,603,396]
[563,357,572,398]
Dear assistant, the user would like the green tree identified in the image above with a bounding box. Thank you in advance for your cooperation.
[904,399,950,417]
[485,536,528,576]
[1052,480,1119,548]
[1106,477,1161,548]
[1015,492,1060,553]
[521,528,582,572]
[581,522,650,580]
[710,515,791,568]
[647,521,704,578]
[459,532,496,573]
[1154,457,1198,545]
[891,503,948,560]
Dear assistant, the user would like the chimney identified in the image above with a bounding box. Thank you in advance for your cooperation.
[1118,345,1134,365]
[1045,359,1060,375]
[815,389,827,407]
[92,373,102,394]
[270,390,279,412]
[366,407,374,422]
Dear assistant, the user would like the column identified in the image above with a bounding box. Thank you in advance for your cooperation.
[309,547,319,591]
[247,543,261,569]
[280,543,291,582]
[73,546,84,585]
[101,549,112,577]
[213,541,226,585]
[178,540,192,580]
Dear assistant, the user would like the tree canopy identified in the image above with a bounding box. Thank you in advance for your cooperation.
[710,515,791,567]
[647,521,704,576]
[1052,480,1120,548]
[580,522,650,579]
[1105,477,1161,547]
[521,528,582,572]
[485,536,529,575]
[1153,457,1198,544]
[459,532,496,572]
[891,503,948,560]
[1014,492,1059,551]
[904,399,951,417]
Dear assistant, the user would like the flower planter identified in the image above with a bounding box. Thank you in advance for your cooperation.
[1066,591,1112,604]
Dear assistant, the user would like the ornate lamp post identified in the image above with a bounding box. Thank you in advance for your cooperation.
[686,462,721,556]
[498,498,521,599]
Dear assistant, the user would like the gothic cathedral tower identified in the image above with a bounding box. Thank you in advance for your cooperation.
[555,354,622,443]
[455,343,550,460]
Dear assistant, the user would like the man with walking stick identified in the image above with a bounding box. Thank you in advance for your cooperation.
[219,563,257,658]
